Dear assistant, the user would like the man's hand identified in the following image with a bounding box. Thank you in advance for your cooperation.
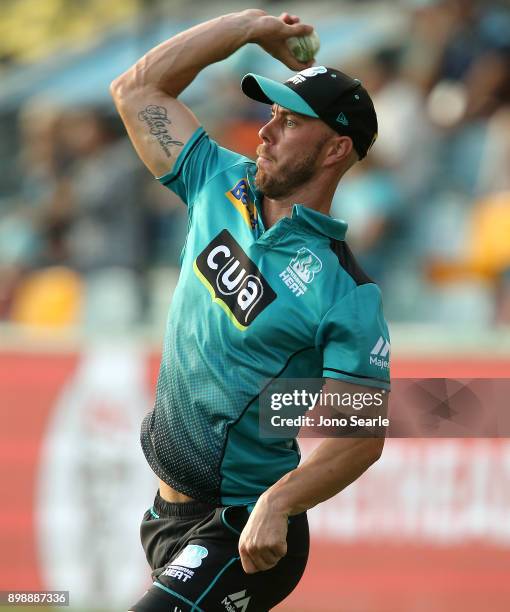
[247,10,315,71]
[238,493,289,574]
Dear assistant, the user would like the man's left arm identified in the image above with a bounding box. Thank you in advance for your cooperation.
[239,380,387,574]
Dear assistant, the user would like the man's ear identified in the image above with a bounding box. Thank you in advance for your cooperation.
[323,135,353,167]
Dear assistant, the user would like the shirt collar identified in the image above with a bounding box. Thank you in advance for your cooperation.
[246,165,348,241]
[291,204,347,240]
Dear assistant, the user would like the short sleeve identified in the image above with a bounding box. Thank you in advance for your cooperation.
[156,127,246,207]
[316,283,391,390]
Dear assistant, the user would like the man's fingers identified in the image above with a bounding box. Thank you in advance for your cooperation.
[279,12,302,25]
[278,46,315,71]
[257,16,315,69]
[241,552,276,574]
[257,547,282,567]
[239,547,275,573]
[280,22,316,69]
[285,22,314,37]
[239,541,287,574]
[253,545,286,568]
[240,549,259,574]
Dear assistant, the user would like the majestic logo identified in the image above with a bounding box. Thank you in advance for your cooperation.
[287,65,327,85]
[280,247,323,297]
[194,230,276,330]
[225,179,258,230]
[370,336,390,369]
[222,590,251,612]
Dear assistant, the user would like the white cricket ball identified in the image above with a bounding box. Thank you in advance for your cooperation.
[286,30,320,63]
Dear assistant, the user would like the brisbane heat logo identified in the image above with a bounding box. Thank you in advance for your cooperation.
[290,248,322,283]
[193,230,276,330]
[280,247,322,297]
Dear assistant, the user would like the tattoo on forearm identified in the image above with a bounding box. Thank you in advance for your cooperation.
[138,105,183,157]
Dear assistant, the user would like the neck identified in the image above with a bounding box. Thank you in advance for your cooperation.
[261,178,337,229]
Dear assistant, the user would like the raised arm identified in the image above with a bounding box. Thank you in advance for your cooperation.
[110,9,314,177]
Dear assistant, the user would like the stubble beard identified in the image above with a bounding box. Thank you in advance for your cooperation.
[255,142,324,199]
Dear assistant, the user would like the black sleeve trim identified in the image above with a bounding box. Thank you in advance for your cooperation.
[323,367,389,385]
[330,239,374,286]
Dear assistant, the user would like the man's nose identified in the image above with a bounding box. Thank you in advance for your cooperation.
[258,118,275,144]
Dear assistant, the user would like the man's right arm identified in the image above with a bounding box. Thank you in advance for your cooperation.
[110,9,313,178]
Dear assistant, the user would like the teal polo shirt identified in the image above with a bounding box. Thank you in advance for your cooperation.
[141,127,391,505]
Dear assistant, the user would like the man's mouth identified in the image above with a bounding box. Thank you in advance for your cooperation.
[256,146,274,164]
[256,157,273,172]
[256,152,274,167]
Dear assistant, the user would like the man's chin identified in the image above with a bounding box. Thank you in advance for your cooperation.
[255,166,288,199]
[254,168,270,192]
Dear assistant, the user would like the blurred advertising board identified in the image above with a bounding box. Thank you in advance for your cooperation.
[1,347,509,611]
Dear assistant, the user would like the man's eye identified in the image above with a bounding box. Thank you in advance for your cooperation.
[286,119,295,127]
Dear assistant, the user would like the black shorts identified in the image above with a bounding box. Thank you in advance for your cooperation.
[130,491,309,612]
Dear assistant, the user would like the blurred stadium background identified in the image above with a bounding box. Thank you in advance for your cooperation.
[1,0,510,610]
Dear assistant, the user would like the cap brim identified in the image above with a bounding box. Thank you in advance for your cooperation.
[241,73,319,118]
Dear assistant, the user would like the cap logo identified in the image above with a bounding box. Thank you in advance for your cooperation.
[287,65,327,85]
[336,112,349,126]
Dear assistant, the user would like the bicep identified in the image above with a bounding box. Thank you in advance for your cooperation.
[110,81,200,177]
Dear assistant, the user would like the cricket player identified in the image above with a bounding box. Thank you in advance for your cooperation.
[111,9,390,611]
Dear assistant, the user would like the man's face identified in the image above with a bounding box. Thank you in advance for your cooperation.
[255,104,331,199]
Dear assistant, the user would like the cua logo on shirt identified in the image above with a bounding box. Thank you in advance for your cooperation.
[194,229,276,330]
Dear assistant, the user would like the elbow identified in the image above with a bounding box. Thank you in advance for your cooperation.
[363,438,384,469]
[109,67,141,104]
[366,437,385,465]
[109,72,130,103]
[109,76,120,99]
